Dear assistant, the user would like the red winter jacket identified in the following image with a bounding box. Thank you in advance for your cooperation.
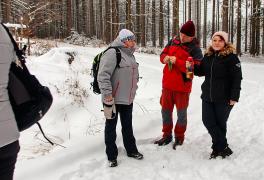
[160,37,203,92]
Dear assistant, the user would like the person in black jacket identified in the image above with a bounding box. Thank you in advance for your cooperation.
[194,31,242,159]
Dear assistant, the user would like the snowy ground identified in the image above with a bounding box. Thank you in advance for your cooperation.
[14,44,264,180]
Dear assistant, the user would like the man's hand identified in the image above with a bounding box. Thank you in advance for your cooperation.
[104,95,113,102]
[169,56,176,64]
[163,56,170,63]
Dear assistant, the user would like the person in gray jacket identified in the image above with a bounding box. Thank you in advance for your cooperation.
[0,23,20,180]
[98,29,143,167]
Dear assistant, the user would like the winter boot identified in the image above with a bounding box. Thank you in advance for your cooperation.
[219,146,233,158]
[154,135,172,146]
[108,159,118,167]
[127,152,144,160]
[172,138,184,150]
[209,150,219,159]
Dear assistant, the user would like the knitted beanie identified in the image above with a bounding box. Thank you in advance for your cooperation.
[118,29,135,42]
[212,31,228,43]
[180,20,195,37]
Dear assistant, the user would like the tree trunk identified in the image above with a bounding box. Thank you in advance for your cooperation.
[212,0,216,36]
[172,0,179,37]
[262,11,264,55]
[136,0,141,43]
[255,0,261,56]
[188,0,191,20]
[76,0,81,33]
[89,0,95,37]
[140,0,146,47]
[230,0,234,43]
[222,0,228,32]
[245,0,248,52]
[167,1,170,42]
[236,0,241,56]
[159,0,164,48]
[126,0,132,30]
[152,0,156,47]
[203,0,207,48]
[217,0,220,31]
[99,0,103,37]
[250,0,256,56]
[66,0,72,36]
[82,0,87,35]
[104,0,111,43]
[196,0,201,42]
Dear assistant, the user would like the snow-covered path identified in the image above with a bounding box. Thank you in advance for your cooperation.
[15,46,264,180]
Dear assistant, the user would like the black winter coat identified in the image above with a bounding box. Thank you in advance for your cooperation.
[194,50,242,103]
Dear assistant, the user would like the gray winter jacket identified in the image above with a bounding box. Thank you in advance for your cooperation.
[98,37,139,105]
[0,24,20,148]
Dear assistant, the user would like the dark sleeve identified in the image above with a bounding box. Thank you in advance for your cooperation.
[228,54,243,102]
[194,57,205,76]
[190,46,203,62]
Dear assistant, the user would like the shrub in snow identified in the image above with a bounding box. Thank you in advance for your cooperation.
[64,30,104,47]
[31,40,56,56]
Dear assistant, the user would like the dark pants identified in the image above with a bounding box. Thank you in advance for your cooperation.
[0,140,20,180]
[202,101,233,152]
[105,103,138,160]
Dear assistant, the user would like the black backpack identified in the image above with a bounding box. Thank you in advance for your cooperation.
[90,47,121,94]
[2,23,54,145]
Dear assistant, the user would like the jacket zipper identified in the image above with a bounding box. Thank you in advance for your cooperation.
[129,67,135,104]
[210,55,216,102]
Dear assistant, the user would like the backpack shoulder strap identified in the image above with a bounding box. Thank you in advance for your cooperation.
[1,23,24,62]
[105,47,121,68]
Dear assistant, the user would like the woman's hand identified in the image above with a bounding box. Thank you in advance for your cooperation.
[229,100,237,106]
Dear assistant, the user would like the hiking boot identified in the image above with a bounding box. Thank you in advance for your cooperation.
[154,135,172,146]
[172,138,184,150]
[108,159,118,167]
[218,146,233,158]
[127,152,144,160]
[209,150,219,159]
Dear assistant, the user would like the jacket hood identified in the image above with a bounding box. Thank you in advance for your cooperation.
[205,43,236,56]
[110,37,135,55]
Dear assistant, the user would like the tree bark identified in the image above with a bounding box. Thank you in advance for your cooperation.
[159,0,164,48]
[126,0,132,30]
[136,0,141,43]
[140,0,146,47]
[152,0,156,47]
[203,0,207,48]
[222,0,228,32]
[212,0,216,36]
[172,0,179,37]
[236,0,241,56]
[66,0,72,36]
[104,0,111,43]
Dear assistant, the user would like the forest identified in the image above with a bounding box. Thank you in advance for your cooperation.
[0,0,264,56]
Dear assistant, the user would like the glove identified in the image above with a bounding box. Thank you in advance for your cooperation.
[103,99,116,120]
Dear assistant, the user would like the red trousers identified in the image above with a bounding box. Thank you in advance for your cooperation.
[160,89,190,141]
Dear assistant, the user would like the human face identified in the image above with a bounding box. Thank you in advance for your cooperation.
[180,33,194,43]
[211,35,225,51]
[124,39,136,48]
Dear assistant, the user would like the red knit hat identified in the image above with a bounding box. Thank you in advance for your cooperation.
[180,20,195,37]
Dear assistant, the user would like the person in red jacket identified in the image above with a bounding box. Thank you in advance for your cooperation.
[154,20,203,149]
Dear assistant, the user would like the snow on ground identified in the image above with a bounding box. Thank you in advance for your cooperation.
[15,44,264,180]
